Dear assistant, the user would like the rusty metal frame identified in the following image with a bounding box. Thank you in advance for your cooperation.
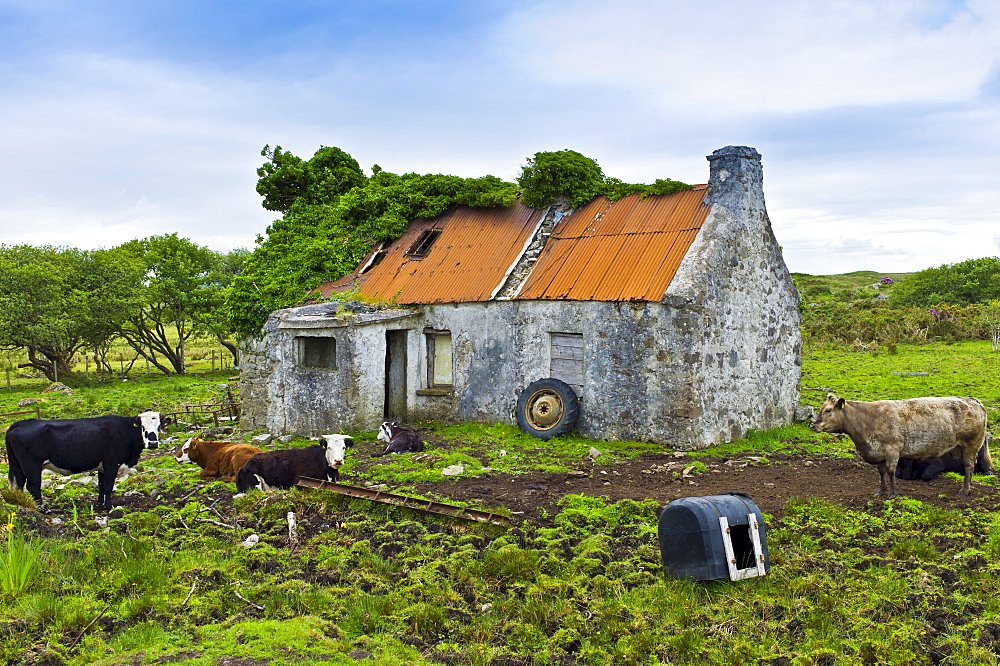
[164,401,239,428]
[295,477,511,526]
[0,406,41,425]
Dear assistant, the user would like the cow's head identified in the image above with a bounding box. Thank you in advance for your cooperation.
[321,434,355,468]
[137,411,170,449]
[377,422,399,443]
[810,393,847,433]
[174,437,196,463]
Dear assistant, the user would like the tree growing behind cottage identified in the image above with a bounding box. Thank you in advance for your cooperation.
[228,145,692,338]
[0,245,141,382]
[116,234,244,374]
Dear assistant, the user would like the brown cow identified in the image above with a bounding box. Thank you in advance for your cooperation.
[811,393,990,498]
[174,436,264,481]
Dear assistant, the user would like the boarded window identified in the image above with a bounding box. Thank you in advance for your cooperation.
[296,336,336,369]
[550,333,583,397]
[425,329,453,387]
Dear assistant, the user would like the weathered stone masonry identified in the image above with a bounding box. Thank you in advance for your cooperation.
[240,146,801,450]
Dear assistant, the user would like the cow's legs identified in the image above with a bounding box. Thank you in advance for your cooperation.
[7,456,26,492]
[96,467,116,511]
[876,459,900,498]
[20,467,44,509]
[960,449,975,496]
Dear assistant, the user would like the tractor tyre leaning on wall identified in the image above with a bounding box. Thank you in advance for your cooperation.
[516,377,580,441]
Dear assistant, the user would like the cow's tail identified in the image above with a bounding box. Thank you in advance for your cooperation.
[983,431,994,475]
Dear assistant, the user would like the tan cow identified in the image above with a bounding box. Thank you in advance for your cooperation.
[174,436,264,481]
[811,393,990,498]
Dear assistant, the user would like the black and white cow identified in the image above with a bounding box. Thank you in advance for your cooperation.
[235,434,354,492]
[5,411,170,511]
[371,421,424,458]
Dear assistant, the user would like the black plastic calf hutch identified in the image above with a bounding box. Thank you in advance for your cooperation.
[658,492,770,582]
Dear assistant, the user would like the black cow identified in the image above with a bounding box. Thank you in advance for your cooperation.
[371,421,424,458]
[235,434,353,492]
[5,411,169,511]
[896,440,994,481]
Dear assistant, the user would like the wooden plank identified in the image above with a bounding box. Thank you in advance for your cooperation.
[294,478,511,526]
[550,333,584,396]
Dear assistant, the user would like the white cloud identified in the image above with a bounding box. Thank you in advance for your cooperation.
[498,0,1000,116]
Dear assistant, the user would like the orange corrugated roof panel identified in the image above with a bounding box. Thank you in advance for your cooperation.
[515,186,710,301]
[316,203,544,305]
[314,185,710,306]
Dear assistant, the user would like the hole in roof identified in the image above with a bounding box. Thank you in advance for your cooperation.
[406,229,441,257]
[360,241,390,274]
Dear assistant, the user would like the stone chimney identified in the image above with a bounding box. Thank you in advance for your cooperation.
[705,145,763,206]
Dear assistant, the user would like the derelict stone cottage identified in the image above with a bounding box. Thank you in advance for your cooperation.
[239,146,801,450]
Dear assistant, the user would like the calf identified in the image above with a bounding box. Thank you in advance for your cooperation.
[174,436,264,480]
[811,393,988,498]
[235,434,354,492]
[6,411,170,510]
[896,436,994,481]
[371,421,424,458]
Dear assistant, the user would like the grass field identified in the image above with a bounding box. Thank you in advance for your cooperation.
[2,339,1000,664]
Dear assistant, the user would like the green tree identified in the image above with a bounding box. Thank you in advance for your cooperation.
[889,257,1000,307]
[192,248,248,365]
[256,144,367,212]
[230,147,518,338]
[517,149,605,209]
[0,245,142,382]
[115,234,227,374]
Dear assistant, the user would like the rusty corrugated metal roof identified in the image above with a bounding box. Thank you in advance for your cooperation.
[514,186,709,301]
[315,203,545,304]
[313,185,710,305]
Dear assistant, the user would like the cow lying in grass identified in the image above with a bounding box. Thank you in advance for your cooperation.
[896,436,994,481]
[811,393,989,498]
[174,436,264,481]
[235,434,354,492]
[370,421,424,458]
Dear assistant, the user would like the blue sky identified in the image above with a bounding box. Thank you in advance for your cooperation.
[1,0,998,275]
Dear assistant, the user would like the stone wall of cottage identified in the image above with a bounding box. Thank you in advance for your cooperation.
[239,146,801,449]
[665,146,802,447]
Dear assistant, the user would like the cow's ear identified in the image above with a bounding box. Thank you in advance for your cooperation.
[346,437,355,448]
[836,398,846,409]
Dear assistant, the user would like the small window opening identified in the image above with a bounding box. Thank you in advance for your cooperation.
[406,229,441,257]
[425,328,453,387]
[360,241,390,274]
[296,336,337,369]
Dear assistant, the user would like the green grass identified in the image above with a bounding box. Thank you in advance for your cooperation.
[792,269,911,305]
[4,337,1000,663]
[802,339,1000,425]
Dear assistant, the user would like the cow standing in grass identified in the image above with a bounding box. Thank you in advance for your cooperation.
[6,412,170,510]
[810,393,989,498]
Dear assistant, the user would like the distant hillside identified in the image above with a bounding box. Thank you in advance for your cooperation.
[791,270,913,304]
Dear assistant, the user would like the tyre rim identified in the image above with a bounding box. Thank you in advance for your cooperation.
[524,389,564,431]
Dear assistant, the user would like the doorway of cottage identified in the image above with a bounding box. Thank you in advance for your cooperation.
[384,330,408,421]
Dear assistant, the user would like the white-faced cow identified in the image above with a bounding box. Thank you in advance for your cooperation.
[174,436,264,481]
[371,421,424,458]
[5,411,170,511]
[235,434,353,492]
[811,393,989,498]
